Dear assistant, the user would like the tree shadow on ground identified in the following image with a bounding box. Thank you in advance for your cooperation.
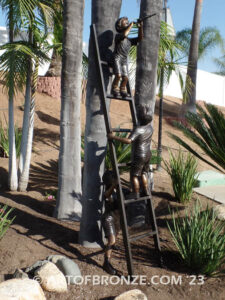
[33,128,59,150]
[0,166,8,191]
[154,96,181,118]
[129,242,189,275]
[1,191,55,217]
[152,191,175,202]
[36,111,60,126]
[29,159,58,194]
[0,195,104,272]
[154,198,186,217]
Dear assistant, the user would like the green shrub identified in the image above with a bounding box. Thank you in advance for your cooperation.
[0,122,22,158]
[163,149,198,203]
[167,202,225,276]
[0,205,15,240]
[105,132,132,173]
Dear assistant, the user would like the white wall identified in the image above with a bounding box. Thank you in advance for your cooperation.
[164,65,225,107]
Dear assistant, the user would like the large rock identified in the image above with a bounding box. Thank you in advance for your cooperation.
[35,262,67,293]
[115,289,148,300]
[47,255,67,265]
[55,258,82,285]
[213,204,225,220]
[12,269,29,279]
[0,278,46,300]
[25,260,48,275]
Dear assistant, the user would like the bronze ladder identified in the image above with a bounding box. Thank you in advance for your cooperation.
[91,24,161,276]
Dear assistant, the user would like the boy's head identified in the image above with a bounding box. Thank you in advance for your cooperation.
[115,17,130,33]
[137,104,153,125]
[102,170,116,188]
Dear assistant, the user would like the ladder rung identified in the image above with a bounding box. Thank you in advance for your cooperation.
[118,162,131,167]
[112,128,132,133]
[100,60,108,65]
[107,94,133,101]
[124,196,150,205]
[129,230,157,242]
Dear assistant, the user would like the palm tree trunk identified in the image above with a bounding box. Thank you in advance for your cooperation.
[135,0,162,111]
[8,90,18,191]
[8,2,18,191]
[18,60,38,191]
[54,0,85,220]
[18,57,32,178]
[45,49,62,77]
[184,0,203,113]
[79,0,122,248]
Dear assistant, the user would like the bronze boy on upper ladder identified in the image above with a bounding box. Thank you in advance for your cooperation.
[112,17,143,97]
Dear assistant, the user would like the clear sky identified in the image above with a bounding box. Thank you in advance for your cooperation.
[0,0,224,73]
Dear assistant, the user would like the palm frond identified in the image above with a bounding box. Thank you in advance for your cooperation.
[169,103,225,172]
[176,27,224,61]
[213,55,225,75]
[0,41,49,93]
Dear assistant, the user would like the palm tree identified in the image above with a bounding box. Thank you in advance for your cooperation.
[79,0,122,248]
[0,0,52,190]
[130,21,183,168]
[157,21,183,168]
[176,27,224,61]
[18,3,53,191]
[54,0,85,220]
[182,0,203,113]
[0,0,32,190]
[169,103,225,173]
[45,0,63,77]
[135,0,163,109]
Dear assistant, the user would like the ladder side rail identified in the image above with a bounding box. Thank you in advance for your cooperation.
[91,24,134,276]
[127,75,138,126]
[147,198,161,252]
[91,24,111,133]
[108,141,134,276]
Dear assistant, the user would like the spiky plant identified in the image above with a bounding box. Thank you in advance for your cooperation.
[164,149,198,203]
[167,201,225,276]
[169,103,225,172]
[0,122,22,158]
[0,204,15,240]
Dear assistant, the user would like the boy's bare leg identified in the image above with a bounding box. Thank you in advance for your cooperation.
[103,234,117,275]
[120,76,128,97]
[131,175,140,198]
[142,173,150,196]
[112,74,121,96]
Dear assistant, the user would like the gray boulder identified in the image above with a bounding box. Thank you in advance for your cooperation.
[115,289,148,300]
[55,258,82,285]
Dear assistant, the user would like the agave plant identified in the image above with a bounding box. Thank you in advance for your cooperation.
[170,103,225,173]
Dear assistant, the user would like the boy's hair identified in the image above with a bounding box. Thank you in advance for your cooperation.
[137,104,153,125]
[115,17,129,33]
[102,170,116,188]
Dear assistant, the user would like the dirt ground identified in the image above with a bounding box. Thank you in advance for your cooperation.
[0,85,225,300]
